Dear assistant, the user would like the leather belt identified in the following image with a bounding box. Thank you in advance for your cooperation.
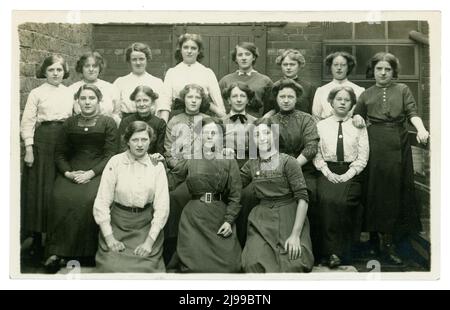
[113,202,152,213]
[192,193,222,203]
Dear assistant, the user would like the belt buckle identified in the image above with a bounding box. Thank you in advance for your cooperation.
[131,207,139,213]
[204,192,212,204]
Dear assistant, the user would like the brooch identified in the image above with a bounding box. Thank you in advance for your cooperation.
[255,171,260,176]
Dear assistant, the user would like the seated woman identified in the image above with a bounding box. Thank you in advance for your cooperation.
[222,81,257,168]
[313,86,369,268]
[45,84,117,271]
[219,42,273,117]
[167,117,242,273]
[118,85,166,156]
[93,121,170,273]
[263,49,317,117]
[240,118,314,272]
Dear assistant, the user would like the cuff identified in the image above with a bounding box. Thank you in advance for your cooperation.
[99,221,113,238]
[320,166,332,177]
[148,225,161,241]
[24,138,34,146]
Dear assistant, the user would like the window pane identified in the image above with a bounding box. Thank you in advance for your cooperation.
[323,22,353,40]
[388,21,419,39]
[387,45,416,76]
[355,45,386,75]
[355,22,386,39]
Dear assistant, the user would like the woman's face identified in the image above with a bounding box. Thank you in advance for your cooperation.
[276,87,297,112]
[281,56,300,78]
[202,122,222,151]
[45,62,64,86]
[130,51,147,75]
[235,46,255,71]
[181,39,199,65]
[184,88,202,115]
[255,124,273,153]
[82,57,100,83]
[127,130,150,159]
[331,55,349,81]
[78,89,99,116]
[374,60,394,87]
[228,87,248,113]
[135,91,154,117]
[331,89,353,117]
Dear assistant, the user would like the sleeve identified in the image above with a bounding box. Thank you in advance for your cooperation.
[69,85,81,115]
[307,84,318,115]
[259,79,273,112]
[353,91,368,119]
[402,85,419,120]
[167,159,189,191]
[20,89,39,146]
[111,84,122,125]
[54,119,73,174]
[349,127,370,175]
[154,79,172,113]
[312,123,331,176]
[164,119,176,168]
[285,156,309,203]
[300,116,319,161]
[206,69,226,115]
[311,87,323,120]
[240,160,253,188]
[112,77,124,116]
[163,69,175,103]
[224,160,243,224]
[93,156,118,237]
[148,163,170,241]
[156,120,167,155]
[117,117,128,153]
[91,117,118,176]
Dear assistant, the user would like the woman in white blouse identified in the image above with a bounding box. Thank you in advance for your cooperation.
[313,86,369,269]
[113,42,171,122]
[93,121,170,273]
[164,33,226,118]
[68,51,121,126]
[20,54,73,258]
[312,51,365,121]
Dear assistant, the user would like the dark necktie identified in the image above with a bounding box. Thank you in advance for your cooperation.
[230,114,247,124]
[336,120,344,162]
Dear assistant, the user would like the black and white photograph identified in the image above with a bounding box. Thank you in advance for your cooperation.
[9,9,440,282]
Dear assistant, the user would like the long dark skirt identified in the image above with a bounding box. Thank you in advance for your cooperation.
[47,175,100,257]
[242,198,314,273]
[316,163,363,258]
[95,204,165,273]
[22,123,63,234]
[364,124,421,235]
[235,183,259,247]
[176,199,242,273]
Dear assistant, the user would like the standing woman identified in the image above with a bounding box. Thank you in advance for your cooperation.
[113,42,171,122]
[263,49,317,117]
[68,51,121,126]
[45,84,117,270]
[219,42,273,117]
[93,121,169,273]
[168,117,242,273]
[312,51,365,121]
[117,85,166,156]
[240,118,314,272]
[20,54,73,257]
[353,52,429,264]
[164,33,226,118]
[314,86,369,268]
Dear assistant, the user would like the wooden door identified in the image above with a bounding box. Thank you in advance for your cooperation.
[172,24,267,80]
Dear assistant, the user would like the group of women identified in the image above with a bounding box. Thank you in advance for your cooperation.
[20,32,429,274]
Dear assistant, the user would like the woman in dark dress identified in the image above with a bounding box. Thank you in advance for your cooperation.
[314,86,369,268]
[240,118,314,272]
[353,52,429,265]
[263,49,317,117]
[117,85,166,156]
[45,84,117,270]
[167,117,242,273]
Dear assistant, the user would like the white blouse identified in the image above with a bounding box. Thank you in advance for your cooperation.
[68,79,121,125]
[314,115,369,175]
[93,151,170,241]
[312,79,365,120]
[164,62,225,115]
[113,72,171,114]
[20,82,74,146]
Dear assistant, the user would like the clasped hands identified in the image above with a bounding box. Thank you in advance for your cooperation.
[105,234,155,257]
[64,170,95,184]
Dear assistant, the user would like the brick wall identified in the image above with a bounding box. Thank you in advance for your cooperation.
[18,23,94,115]
[92,24,173,83]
